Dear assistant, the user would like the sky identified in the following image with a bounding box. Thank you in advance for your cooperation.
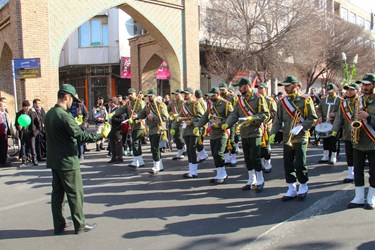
[351,0,375,12]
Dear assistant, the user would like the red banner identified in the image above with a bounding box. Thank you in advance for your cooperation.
[156,61,170,80]
[232,70,264,87]
[120,57,131,78]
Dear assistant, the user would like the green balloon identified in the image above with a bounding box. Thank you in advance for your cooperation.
[18,114,31,127]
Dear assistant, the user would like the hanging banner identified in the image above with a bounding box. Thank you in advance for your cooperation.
[120,57,131,78]
[156,61,170,80]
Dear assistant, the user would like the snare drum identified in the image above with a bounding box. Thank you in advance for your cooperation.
[315,122,333,138]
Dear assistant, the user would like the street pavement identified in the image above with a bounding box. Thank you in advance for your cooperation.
[1,138,375,250]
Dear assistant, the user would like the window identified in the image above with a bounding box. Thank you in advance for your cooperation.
[357,16,364,28]
[349,12,356,24]
[365,20,371,31]
[79,16,108,47]
[340,8,348,21]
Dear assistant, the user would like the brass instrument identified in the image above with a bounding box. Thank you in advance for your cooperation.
[285,109,302,146]
[351,98,362,145]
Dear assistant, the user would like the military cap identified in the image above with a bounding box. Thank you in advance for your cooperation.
[145,89,157,96]
[127,88,136,94]
[195,89,203,98]
[343,83,360,90]
[206,87,220,96]
[255,82,268,88]
[181,87,193,94]
[356,73,375,84]
[60,84,82,103]
[172,89,181,94]
[232,78,250,87]
[219,83,228,89]
[278,76,302,87]
[326,83,338,93]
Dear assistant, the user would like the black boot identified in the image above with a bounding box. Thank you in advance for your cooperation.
[96,144,100,151]
[100,143,105,150]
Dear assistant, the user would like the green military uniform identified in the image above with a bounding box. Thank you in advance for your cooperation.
[226,89,269,171]
[45,84,103,234]
[175,97,204,165]
[195,88,233,182]
[348,74,375,209]
[225,78,269,191]
[221,88,239,157]
[195,96,208,159]
[168,98,185,151]
[332,86,358,183]
[317,84,341,164]
[260,91,277,172]
[270,85,317,198]
[138,96,169,164]
[125,97,146,156]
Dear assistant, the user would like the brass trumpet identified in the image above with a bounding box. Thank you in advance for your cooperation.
[285,109,302,146]
[351,98,362,145]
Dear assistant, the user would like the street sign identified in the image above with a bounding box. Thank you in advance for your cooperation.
[13,58,41,69]
[15,68,41,79]
[13,58,41,79]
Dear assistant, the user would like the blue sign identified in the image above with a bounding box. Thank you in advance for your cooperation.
[0,0,9,11]
[13,58,41,69]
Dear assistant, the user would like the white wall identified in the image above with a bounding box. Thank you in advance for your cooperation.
[59,8,134,67]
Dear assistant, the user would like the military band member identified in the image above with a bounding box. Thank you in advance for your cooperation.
[137,89,169,175]
[269,76,317,201]
[124,88,147,168]
[222,78,269,192]
[92,97,108,151]
[168,89,186,160]
[194,87,234,184]
[174,87,204,178]
[256,82,277,173]
[332,83,360,183]
[195,89,209,162]
[347,74,375,209]
[219,82,239,166]
[317,83,341,165]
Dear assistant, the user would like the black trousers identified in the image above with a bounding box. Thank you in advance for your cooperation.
[184,135,198,164]
[283,142,309,184]
[344,140,353,166]
[323,136,337,152]
[150,134,161,161]
[242,137,262,171]
[131,129,143,156]
[21,133,37,163]
[0,134,8,164]
[353,149,375,187]
[210,137,227,167]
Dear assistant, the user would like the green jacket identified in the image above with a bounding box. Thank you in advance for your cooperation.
[45,104,103,171]
[226,91,269,138]
[222,92,238,107]
[353,95,375,151]
[270,93,317,143]
[175,99,204,136]
[195,97,233,140]
[138,100,169,135]
[264,95,277,132]
[332,98,354,141]
[117,98,146,130]
[317,95,341,123]
[168,99,184,127]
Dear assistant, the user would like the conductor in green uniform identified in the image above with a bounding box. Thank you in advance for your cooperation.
[45,84,110,235]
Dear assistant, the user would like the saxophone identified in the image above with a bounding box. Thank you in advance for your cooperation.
[351,98,362,145]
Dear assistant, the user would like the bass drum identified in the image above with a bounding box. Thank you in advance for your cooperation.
[315,122,333,138]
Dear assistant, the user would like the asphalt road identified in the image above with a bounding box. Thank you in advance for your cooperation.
[1,139,375,250]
